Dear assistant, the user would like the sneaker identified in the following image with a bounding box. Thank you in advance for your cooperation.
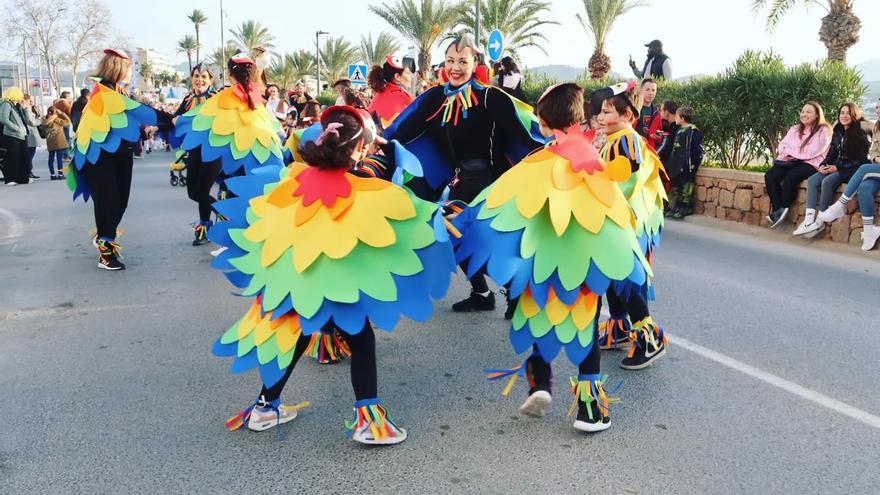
[620,320,667,370]
[818,202,846,224]
[58,173,65,179]
[247,401,300,432]
[29,173,40,180]
[792,219,812,236]
[570,377,611,433]
[519,390,552,417]
[501,289,517,320]
[192,222,211,246]
[861,225,880,251]
[599,317,631,350]
[768,208,789,228]
[50,175,58,181]
[452,291,496,312]
[795,220,824,237]
[5,182,17,186]
[347,400,407,446]
[210,246,228,257]
[97,239,125,271]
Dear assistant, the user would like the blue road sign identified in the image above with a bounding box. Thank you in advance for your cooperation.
[487,29,504,62]
[348,64,368,85]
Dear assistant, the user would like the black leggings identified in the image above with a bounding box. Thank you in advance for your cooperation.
[526,299,602,393]
[80,148,134,240]
[764,160,816,210]
[451,165,494,294]
[185,149,222,222]
[605,288,650,323]
[260,322,377,402]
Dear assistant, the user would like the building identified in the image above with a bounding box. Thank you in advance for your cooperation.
[133,48,183,90]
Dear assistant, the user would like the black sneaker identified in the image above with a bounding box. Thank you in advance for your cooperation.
[97,240,125,271]
[192,222,211,246]
[29,173,40,180]
[571,384,611,432]
[620,325,667,370]
[671,206,686,220]
[599,317,631,350]
[452,291,496,312]
[502,289,518,320]
[768,208,789,228]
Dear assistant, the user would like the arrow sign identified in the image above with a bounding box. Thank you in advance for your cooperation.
[487,29,504,62]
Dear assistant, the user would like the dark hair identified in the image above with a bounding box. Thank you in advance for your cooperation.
[368,62,404,93]
[190,63,213,79]
[640,78,657,88]
[445,34,480,62]
[343,87,366,108]
[60,91,71,98]
[603,95,635,120]
[500,56,519,74]
[537,83,584,130]
[80,88,90,97]
[835,102,870,158]
[302,100,321,120]
[677,106,694,123]
[661,99,678,114]
[227,58,256,110]
[299,109,364,170]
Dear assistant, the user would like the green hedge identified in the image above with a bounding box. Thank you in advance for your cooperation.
[523,51,866,169]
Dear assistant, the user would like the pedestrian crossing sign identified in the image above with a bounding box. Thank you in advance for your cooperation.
[349,64,368,86]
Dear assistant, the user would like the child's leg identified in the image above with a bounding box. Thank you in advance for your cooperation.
[519,347,554,417]
[258,333,314,402]
[680,180,695,214]
[344,322,377,400]
[572,307,613,432]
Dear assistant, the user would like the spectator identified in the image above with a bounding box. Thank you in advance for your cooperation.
[793,102,870,236]
[265,84,288,121]
[332,78,351,106]
[635,79,663,149]
[71,88,89,131]
[817,99,880,250]
[764,101,832,228]
[342,87,367,109]
[663,107,703,219]
[0,87,31,185]
[21,94,41,180]
[629,39,672,80]
[656,99,680,163]
[298,99,321,128]
[288,82,312,114]
[42,106,71,180]
[367,55,414,129]
[497,56,526,101]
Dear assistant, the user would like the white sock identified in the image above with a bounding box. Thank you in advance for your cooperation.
[840,194,852,206]
[805,208,816,223]
[864,216,874,227]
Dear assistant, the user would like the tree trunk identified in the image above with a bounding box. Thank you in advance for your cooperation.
[819,9,861,62]
[588,48,611,80]
[71,60,78,93]
[195,26,201,64]
[418,48,430,80]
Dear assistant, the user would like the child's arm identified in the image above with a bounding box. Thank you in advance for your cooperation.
[691,130,704,172]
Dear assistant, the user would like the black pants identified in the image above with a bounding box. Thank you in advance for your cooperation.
[526,299,602,393]
[1,136,28,184]
[606,287,650,323]
[80,148,134,240]
[764,160,816,210]
[185,149,222,222]
[451,161,494,294]
[261,322,377,402]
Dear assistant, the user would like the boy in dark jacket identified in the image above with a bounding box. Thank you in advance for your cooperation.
[664,107,703,219]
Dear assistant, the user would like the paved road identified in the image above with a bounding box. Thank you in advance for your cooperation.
[2,151,879,494]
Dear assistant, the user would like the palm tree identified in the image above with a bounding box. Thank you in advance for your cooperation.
[187,9,208,64]
[369,0,464,76]
[267,50,317,89]
[139,61,153,90]
[752,0,860,62]
[360,32,403,67]
[230,20,275,54]
[320,37,360,82]
[452,0,558,57]
[177,35,198,73]
[206,42,239,68]
[578,0,648,79]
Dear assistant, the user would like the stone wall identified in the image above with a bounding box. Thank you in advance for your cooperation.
[693,168,879,245]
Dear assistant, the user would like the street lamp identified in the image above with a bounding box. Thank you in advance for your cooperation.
[315,30,328,97]
[475,0,481,46]
[219,0,226,86]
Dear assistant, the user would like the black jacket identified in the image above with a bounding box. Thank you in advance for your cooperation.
[71,95,88,132]
[822,123,870,181]
[662,123,703,184]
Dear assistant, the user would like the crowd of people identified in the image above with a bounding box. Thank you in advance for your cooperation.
[4,30,877,449]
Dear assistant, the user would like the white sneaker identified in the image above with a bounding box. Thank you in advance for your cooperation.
[246,404,299,432]
[351,422,407,446]
[818,202,846,223]
[5,182,17,186]
[210,246,228,257]
[519,390,552,417]
[792,220,812,236]
[861,225,880,251]
[795,220,824,237]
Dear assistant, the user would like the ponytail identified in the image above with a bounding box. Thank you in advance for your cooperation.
[227,58,256,110]
[367,62,404,93]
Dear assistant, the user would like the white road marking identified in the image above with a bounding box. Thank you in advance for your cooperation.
[0,301,191,321]
[668,334,880,430]
[0,207,24,245]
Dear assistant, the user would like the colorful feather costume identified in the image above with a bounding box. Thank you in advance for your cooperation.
[210,162,456,388]
[453,126,651,365]
[174,85,284,175]
[67,83,158,201]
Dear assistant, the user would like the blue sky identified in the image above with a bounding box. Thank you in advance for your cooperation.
[3,0,880,77]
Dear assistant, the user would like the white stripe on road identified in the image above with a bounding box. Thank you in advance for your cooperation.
[0,207,24,245]
[668,334,880,430]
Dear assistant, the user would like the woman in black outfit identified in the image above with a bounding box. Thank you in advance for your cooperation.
[386,34,544,313]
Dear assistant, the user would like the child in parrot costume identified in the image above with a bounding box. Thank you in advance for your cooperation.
[453,83,652,432]
[590,82,668,370]
[209,106,456,444]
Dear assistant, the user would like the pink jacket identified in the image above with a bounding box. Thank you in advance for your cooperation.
[776,124,832,169]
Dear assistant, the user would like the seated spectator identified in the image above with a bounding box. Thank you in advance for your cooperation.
[635,78,663,149]
[764,101,832,228]
[816,98,880,249]
[663,107,703,219]
[793,101,870,236]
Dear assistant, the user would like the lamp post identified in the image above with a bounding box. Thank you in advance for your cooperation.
[219,0,226,86]
[315,30,328,97]
[474,0,481,46]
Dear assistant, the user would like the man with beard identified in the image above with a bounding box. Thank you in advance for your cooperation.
[629,39,672,80]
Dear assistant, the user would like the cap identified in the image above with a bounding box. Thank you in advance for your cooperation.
[103,48,130,60]
[230,53,255,65]
[645,40,662,49]
[332,78,351,87]
[587,81,638,117]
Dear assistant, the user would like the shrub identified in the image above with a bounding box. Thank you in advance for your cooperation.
[519,50,865,169]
